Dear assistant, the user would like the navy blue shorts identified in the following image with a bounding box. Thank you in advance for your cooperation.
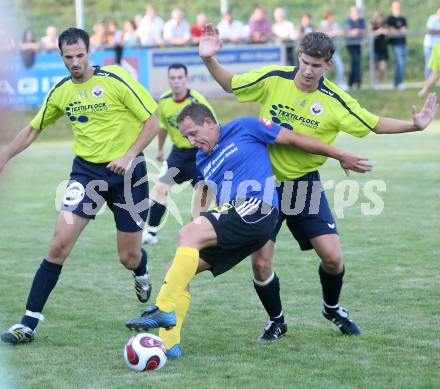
[273,171,337,250]
[61,154,149,232]
[159,145,201,186]
[200,198,278,277]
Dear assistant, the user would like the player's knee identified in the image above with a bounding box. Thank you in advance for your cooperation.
[118,249,140,269]
[48,239,70,261]
[320,249,343,273]
[177,224,199,246]
[252,254,273,281]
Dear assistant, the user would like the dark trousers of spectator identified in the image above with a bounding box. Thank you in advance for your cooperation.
[391,44,407,88]
[346,44,362,88]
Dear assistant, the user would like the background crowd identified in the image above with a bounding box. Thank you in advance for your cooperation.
[4,2,440,90]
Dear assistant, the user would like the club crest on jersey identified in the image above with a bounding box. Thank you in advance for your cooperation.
[310,103,324,116]
[258,118,273,127]
[92,85,104,98]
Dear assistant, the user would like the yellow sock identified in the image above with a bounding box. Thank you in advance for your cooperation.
[160,290,191,349]
[156,246,198,312]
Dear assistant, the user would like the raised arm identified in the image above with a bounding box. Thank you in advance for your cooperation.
[199,24,234,93]
[0,124,40,174]
[275,127,372,174]
[373,92,438,134]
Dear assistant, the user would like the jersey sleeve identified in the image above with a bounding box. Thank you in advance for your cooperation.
[240,117,281,145]
[111,66,158,122]
[231,66,273,103]
[30,86,64,130]
[335,91,380,137]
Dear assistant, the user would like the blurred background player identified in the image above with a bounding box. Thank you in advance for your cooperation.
[142,63,216,245]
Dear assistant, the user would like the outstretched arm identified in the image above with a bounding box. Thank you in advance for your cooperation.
[275,127,372,174]
[374,93,438,134]
[199,24,234,93]
[0,124,40,174]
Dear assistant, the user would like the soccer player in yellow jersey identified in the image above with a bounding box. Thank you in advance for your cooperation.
[200,26,438,339]
[142,63,216,245]
[0,28,160,344]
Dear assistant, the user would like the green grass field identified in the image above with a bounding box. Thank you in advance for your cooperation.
[0,98,440,388]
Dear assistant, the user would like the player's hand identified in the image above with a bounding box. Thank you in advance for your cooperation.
[106,155,132,175]
[339,153,372,175]
[156,149,164,162]
[199,23,222,59]
[413,92,438,130]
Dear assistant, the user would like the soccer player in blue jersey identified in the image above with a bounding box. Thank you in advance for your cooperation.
[126,102,371,356]
[199,26,438,339]
[0,28,160,344]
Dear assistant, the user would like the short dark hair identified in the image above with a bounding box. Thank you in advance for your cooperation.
[168,63,188,76]
[58,28,90,52]
[299,32,335,61]
[177,103,217,125]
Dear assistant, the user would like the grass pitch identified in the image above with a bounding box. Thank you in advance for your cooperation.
[0,101,439,388]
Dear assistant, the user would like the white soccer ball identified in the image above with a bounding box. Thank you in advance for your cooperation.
[123,333,167,371]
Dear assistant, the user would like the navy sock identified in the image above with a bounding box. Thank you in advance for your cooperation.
[319,265,345,310]
[253,273,284,323]
[148,202,167,235]
[21,259,62,330]
[133,248,147,276]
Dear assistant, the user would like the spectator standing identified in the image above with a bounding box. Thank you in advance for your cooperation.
[90,22,108,49]
[273,7,297,65]
[137,4,164,47]
[20,29,39,68]
[386,1,407,90]
[163,9,191,46]
[371,11,389,84]
[320,11,347,89]
[217,11,246,43]
[123,20,140,47]
[248,6,272,43]
[344,6,366,89]
[191,13,208,44]
[423,8,440,78]
[107,19,123,64]
[299,12,314,39]
[40,26,59,51]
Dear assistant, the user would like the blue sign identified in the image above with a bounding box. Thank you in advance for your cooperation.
[152,47,281,67]
[0,48,149,108]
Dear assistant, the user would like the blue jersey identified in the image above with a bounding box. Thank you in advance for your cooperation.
[196,117,281,208]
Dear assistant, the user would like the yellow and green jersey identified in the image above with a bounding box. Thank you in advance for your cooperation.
[232,65,379,180]
[31,65,157,163]
[429,42,440,73]
[158,89,216,149]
